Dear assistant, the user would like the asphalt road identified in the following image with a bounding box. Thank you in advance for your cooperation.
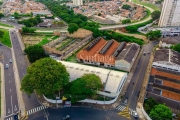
[0,45,19,117]
[9,29,41,110]
[119,41,158,120]
[28,107,129,120]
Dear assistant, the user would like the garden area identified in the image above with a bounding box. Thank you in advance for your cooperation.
[55,38,75,50]
[22,34,59,47]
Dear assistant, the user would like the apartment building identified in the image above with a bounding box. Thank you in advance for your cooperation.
[159,0,180,27]
[73,0,83,6]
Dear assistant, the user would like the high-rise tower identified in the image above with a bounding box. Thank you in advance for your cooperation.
[158,0,180,27]
[73,0,83,6]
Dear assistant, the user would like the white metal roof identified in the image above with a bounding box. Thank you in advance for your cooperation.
[58,61,127,94]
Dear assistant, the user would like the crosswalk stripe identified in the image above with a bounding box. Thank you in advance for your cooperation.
[26,105,48,115]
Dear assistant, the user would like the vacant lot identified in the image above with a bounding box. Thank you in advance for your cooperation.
[0,28,11,47]
[22,35,59,47]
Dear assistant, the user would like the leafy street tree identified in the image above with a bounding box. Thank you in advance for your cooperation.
[0,13,4,19]
[24,44,47,63]
[149,104,172,120]
[68,23,79,34]
[151,10,161,20]
[21,58,70,97]
[144,97,159,114]
[146,30,161,40]
[172,43,180,53]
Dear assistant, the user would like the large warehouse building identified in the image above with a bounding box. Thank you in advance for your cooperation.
[76,37,140,72]
[146,49,180,111]
[58,61,128,98]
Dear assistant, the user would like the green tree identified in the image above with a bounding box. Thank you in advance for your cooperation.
[21,58,70,97]
[151,10,161,20]
[126,26,138,32]
[144,97,159,114]
[122,4,131,10]
[0,13,4,19]
[0,30,4,37]
[22,27,36,33]
[146,30,161,40]
[172,43,180,53]
[69,74,103,103]
[68,23,79,34]
[122,19,131,24]
[24,44,47,63]
[149,104,172,120]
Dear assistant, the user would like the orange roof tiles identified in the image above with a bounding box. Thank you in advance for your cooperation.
[163,81,180,90]
[151,68,180,81]
[77,38,119,65]
[162,90,180,101]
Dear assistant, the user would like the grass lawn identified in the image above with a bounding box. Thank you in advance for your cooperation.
[0,28,11,47]
[51,36,59,40]
[37,35,54,46]
[132,0,160,11]
[0,22,13,28]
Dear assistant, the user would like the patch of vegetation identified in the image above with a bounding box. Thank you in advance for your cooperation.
[122,4,131,10]
[0,28,11,47]
[0,22,13,28]
[56,38,74,50]
[37,35,55,46]
[132,0,160,11]
[51,36,59,40]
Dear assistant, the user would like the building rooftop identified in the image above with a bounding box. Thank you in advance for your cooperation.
[116,43,139,63]
[58,61,127,95]
[153,49,180,65]
[161,36,180,45]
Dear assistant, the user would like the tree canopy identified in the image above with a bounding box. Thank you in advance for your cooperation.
[144,97,159,114]
[122,19,131,24]
[65,74,103,103]
[0,13,4,19]
[21,58,70,97]
[122,4,131,10]
[146,30,161,40]
[149,104,172,120]
[24,44,47,63]
[172,43,180,53]
[0,30,4,37]
[151,10,161,20]
[22,27,36,33]
[67,23,79,34]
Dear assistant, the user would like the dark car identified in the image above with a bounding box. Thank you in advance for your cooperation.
[63,115,70,120]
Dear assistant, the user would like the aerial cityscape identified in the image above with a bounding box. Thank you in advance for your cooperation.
[0,0,180,120]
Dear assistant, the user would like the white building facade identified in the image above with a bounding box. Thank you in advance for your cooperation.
[73,0,83,6]
[159,0,180,27]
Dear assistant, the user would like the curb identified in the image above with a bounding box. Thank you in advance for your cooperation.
[0,63,5,120]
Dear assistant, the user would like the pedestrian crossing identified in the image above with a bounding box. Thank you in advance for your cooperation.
[116,105,135,116]
[5,105,48,120]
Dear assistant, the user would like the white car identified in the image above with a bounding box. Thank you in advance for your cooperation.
[133,111,138,118]
[5,64,9,69]
[9,59,13,63]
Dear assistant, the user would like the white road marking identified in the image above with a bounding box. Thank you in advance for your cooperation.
[10,89,11,92]
[11,96,13,115]
[9,80,10,83]
[22,67,23,69]
[14,105,17,111]
[9,73,10,76]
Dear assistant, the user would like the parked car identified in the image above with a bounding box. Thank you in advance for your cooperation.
[5,64,9,69]
[62,115,70,120]
[133,111,138,118]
